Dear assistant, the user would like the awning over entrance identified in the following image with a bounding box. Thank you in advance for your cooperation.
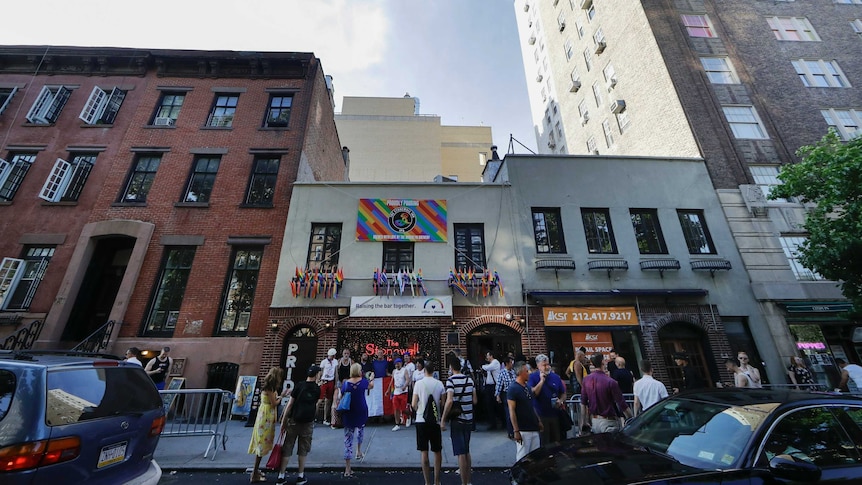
[780,301,854,314]
[527,288,708,298]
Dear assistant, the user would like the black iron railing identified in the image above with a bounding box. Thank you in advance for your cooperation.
[0,319,44,350]
[72,320,117,353]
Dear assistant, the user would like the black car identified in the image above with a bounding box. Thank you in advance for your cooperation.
[510,389,862,484]
[0,350,165,485]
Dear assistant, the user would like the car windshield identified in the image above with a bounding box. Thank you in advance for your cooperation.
[622,397,779,470]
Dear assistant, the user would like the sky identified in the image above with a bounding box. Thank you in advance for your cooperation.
[2,0,536,153]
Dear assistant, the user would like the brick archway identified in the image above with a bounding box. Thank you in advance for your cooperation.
[460,315,523,336]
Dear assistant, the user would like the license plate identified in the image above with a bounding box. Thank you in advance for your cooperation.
[98,442,127,468]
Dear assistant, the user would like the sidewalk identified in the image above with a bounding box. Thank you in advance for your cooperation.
[154,418,517,473]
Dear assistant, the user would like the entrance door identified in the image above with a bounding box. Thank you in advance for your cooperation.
[281,326,318,393]
[466,324,521,375]
[62,237,135,342]
[659,323,714,390]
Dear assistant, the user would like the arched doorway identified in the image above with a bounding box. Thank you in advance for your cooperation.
[659,322,715,390]
[281,326,318,393]
[466,323,521,373]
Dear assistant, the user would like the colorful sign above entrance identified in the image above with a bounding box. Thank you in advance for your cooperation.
[349,295,452,317]
[356,199,447,242]
[543,306,638,326]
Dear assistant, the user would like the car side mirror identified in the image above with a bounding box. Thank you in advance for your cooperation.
[768,456,821,482]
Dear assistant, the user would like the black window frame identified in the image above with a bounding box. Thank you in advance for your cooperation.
[217,246,264,336]
[383,242,414,273]
[243,156,280,207]
[207,93,239,127]
[0,153,36,201]
[454,223,486,271]
[306,223,342,272]
[61,153,97,202]
[581,208,618,254]
[151,91,185,125]
[264,94,293,128]
[119,154,161,203]
[142,246,196,337]
[181,155,221,203]
[677,209,717,254]
[630,208,668,255]
[532,207,567,254]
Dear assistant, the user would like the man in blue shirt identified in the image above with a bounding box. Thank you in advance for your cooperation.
[527,353,567,446]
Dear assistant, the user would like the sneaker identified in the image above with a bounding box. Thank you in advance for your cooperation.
[406,418,411,427]
[276,476,287,485]
[391,425,401,431]
[296,477,308,485]
[323,420,330,426]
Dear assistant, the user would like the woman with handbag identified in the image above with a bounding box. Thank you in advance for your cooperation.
[340,363,373,478]
[248,367,285,483]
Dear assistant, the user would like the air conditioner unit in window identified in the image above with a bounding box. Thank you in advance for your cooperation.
[559,22,566,32]
[548,141,556,149]
[580,0,593,9]
[592,149,600,155]
[153,117,175,126]
[610,100,626,113]
[580,113,590,125]
[594,41,606,54]
[606,77,617,90]
[523,3,530,11]
[536,73,544,82]
[569,80,581,92]
[528,35,536,45]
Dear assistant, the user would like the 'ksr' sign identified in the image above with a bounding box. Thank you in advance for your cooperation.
[543,306,638,326]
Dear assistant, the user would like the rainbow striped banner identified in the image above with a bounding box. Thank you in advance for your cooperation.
[356,199,447,242]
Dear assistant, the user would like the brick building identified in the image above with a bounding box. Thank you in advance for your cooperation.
[513,0,862,386]
[0,46,346,388]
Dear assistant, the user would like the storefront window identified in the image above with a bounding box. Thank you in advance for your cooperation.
[790,324,839,389]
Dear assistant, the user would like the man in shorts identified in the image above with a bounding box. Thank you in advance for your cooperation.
[277,365,321,485]
[412,361,445,485]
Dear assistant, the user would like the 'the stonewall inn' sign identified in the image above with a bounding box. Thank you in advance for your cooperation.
[356,199,447,242]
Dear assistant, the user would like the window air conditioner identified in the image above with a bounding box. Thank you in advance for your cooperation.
[153,117,175,126]
[559,21,566,32]
[606,77,617,90]
[592,149,600,155]
[569,80,581,92]
[594,41,606,54]
[580,0,593,9]
[580,113,590,125]
[529,35,536,45]
[610,100,626,114]
[523,3,530,12]
[548,141,556,149]
[536,73,544,82]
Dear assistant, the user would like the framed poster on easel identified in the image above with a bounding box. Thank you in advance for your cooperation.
[231,375,257,417]
[162,377,185,413]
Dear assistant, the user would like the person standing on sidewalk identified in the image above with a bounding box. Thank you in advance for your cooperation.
[341,363,372,478]
[145,346,173,390]
[581,353,632,433]
[248,367,283,483]
[337,349,353,386]
[441,352,477,485]
[389,358,410,430]
[124,347,143,366]
[412,361,445,485]
[317,348,338,425]
[507,361,543,461]
[481,350,502,430]
[632,360,668,416]
[527,354,567,447]
[495,356,516,437]
[276,365,320,485]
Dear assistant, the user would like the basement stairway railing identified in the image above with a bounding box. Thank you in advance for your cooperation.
[72,320,117,353]
[0,319,44,350]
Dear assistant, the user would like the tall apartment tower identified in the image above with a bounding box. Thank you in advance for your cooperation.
[336,96,493,182]
[514,0,862,383]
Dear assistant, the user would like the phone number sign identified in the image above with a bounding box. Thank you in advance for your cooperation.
[543,306,638,326]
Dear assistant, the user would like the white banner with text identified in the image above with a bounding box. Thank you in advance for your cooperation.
[349,295,452,317]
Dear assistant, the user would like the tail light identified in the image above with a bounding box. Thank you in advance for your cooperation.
[0,436,81,472]
[149,415,166,437]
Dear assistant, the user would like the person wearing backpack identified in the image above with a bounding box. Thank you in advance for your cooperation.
[441,353,477,485]
[411,361,445,485]
[275,365,321,485]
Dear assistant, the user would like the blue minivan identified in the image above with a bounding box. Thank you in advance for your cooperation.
[0,350,165,484]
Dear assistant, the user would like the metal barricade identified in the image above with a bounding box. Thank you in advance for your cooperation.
[565,393,635,432]
[158,388,234,460]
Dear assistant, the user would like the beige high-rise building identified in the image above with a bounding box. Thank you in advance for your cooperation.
[336,96,492,182]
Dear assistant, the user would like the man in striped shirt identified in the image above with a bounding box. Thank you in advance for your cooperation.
[441,352,477,485]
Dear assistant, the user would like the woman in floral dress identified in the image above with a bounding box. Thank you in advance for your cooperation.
[248,367,284,482]
[787,356,816,389]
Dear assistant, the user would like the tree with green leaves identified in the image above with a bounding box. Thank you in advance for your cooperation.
[770,129,862,313]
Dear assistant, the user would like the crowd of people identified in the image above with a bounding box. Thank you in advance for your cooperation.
[244,346,819,485]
